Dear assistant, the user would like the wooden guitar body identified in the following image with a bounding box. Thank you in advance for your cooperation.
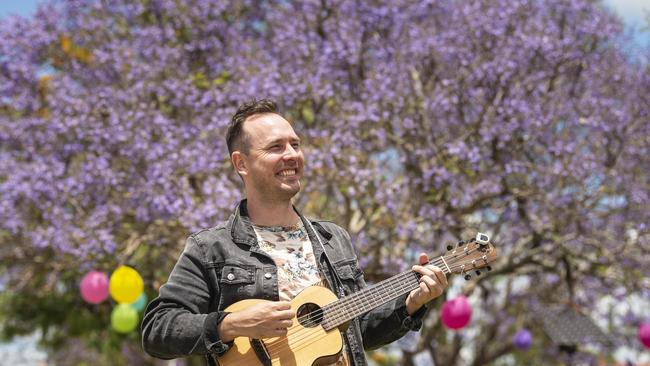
[217,285,343,366]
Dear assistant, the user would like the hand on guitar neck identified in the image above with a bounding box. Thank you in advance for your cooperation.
[405,253,449,315]
[218,301,294,342]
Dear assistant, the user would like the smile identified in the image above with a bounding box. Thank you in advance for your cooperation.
[278,169,297,176]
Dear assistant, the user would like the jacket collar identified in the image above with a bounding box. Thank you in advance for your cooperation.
[229,199,258,246]
[229,199,333,246]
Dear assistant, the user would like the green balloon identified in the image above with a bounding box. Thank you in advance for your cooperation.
[111,304,139,333]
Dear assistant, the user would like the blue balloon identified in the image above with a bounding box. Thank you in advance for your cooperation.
[130,292,148,312]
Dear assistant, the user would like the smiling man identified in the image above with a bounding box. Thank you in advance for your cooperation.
[142,99,448,366]
[229,110,305,220]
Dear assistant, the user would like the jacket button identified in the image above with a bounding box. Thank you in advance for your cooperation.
[264,273,272,279]
[227,273,235,281]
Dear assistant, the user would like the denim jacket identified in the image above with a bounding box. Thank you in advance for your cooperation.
[141,200,426,366]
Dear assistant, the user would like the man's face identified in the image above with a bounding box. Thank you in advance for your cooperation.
[238,113,304,202]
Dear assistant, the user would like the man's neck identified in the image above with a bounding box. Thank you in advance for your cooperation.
[245,198,300,227]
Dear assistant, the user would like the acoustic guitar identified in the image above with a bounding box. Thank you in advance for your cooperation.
[216,233,497,366]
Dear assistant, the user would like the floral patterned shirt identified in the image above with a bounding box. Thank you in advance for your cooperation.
[252,221,349,366]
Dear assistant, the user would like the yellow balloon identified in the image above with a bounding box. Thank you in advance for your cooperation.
[109,265,143,303]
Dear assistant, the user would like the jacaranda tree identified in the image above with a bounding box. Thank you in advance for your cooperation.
[1,0,648,364]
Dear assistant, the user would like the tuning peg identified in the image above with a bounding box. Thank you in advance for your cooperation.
[464,274,471,281]
[486,266,492,271]
[457,240,465,248]
[446,244,453,251]
[475,270,481,276]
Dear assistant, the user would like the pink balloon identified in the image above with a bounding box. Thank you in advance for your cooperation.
[640,323,650,349]
[440,296,472,330]
[80,271,109,304]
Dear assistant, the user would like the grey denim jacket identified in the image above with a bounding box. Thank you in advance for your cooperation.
[141,200,426,366]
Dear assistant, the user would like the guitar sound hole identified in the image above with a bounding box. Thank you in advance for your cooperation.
[296,303,323,328]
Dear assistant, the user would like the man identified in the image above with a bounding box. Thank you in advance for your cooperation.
[142,100,448,366]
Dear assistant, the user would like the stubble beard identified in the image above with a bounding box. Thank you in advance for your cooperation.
[252,174,301,203]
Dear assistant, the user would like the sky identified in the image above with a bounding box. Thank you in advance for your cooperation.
[604,0,650,50]
[0,0,41,17]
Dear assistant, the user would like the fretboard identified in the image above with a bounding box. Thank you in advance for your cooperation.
[320,262,449,330]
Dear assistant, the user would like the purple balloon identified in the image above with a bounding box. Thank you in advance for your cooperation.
[80,271,109,304]
[640,323,650,349]
[440,296,472,330]
[513,329,533,350]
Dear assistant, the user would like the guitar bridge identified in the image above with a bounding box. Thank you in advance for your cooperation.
[250,338,272,366]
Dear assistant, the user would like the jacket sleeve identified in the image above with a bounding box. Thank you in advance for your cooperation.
[141,235,232,359]
[358,291,427,350]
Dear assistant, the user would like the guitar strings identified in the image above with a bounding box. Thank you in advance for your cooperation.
[259,249,486,356]
[291,247,483,329]
[260,264,465,359]
[269,249,480,341]
[261,256,479,357]
[294,255,446,328]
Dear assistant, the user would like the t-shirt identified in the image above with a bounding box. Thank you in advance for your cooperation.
[252,221,349,366]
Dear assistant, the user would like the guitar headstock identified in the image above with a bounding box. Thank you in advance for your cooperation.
[441,232,497,280]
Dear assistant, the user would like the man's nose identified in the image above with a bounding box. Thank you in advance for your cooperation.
[283,144,299,159]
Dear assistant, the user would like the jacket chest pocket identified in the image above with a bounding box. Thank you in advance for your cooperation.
[218,264,257,307]
[332,259,364,295]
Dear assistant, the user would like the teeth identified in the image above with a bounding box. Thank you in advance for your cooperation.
[279,169,296,176]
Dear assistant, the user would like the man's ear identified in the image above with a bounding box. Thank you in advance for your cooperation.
[231,151,248,176]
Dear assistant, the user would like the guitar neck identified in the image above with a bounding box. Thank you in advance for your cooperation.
[319,234,496,331]
[320,260,449,331]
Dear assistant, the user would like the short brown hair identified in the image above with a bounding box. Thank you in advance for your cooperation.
[226,99,278,155]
